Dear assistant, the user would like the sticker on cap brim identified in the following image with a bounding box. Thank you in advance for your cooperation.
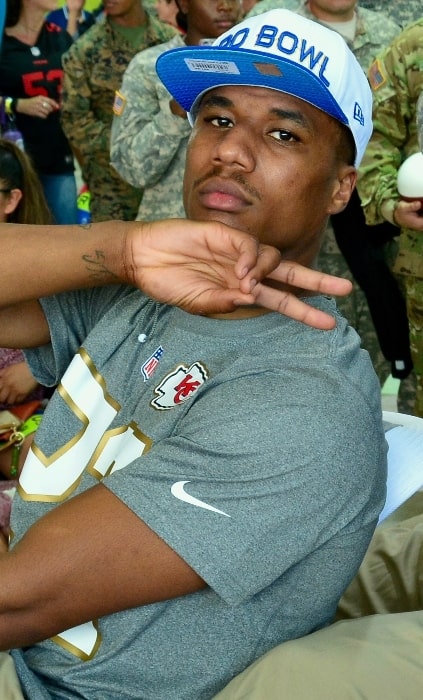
[113,90,126,116]
[184,58,240,75]
[368,59,386,91]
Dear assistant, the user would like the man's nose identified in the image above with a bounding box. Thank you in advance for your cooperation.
[213,127,256,171]
[217,0,242,11]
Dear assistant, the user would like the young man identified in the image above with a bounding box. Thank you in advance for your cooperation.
[60,0,175,221]
[0,10,386,699]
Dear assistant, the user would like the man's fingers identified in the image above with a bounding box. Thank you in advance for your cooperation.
[266,261,352,297]
[234,238,280,283]
[238,253,352,298]
[253,284,338,330]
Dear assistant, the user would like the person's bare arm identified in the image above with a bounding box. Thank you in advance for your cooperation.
[0,221,125,349]
[0,483,206,649]
[0,300,50,349]
[0,219,352,347]
[0,222,124,308]
[123,219,352,329]
[0,360,39,405]
[66,0,85,38]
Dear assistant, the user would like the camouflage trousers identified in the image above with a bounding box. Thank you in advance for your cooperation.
[403,275,423,417]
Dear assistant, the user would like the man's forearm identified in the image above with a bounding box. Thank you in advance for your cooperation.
[0,221,132,308]
[0,217,353,329]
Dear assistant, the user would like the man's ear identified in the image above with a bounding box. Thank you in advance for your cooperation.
[328,167,357,215]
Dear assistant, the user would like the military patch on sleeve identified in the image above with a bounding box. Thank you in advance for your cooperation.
[113,90,126,116]
[368,59,387,91]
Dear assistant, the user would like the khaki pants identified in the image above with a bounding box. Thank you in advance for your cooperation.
[214,510,423,699]
[0,653,24,700]
[3,511,423,699]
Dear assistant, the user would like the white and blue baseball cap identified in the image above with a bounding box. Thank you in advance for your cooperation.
[156,9,372,166]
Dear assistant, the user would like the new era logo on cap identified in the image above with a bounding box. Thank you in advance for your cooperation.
[156,9,372,166]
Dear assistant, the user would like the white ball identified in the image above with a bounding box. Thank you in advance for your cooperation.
[397,152,423,197]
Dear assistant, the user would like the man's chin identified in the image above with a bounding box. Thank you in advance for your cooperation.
[188,208,251,234]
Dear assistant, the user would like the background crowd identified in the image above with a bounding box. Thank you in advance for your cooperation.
[1,1,423,697]
[2,0,422,419]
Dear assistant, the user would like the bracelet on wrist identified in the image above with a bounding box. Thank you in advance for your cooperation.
[4,97,18,116]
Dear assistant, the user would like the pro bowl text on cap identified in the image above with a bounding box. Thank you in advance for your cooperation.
[156,9,372,166]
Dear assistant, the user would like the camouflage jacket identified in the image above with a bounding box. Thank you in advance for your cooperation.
[248,1,400,73]
[360,1,422,30]
[110,34,191,221]
[246,0,299,16]
[358,19,423,278]
[248,0,421,30]
[295,3,400,72]
[61,13,175,221]
[248,0,401,73]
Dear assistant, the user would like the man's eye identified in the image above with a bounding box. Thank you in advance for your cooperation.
[208,116,233,128]
[269,129,297,142]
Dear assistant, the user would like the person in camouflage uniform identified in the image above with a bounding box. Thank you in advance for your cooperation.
[249,1,410,404]
[358,18,423,417]
[246,0,422,28]
[249,0,400,72]
[110,0,243,222]
[61,0,175,222]
[360,1,422,29]
[245,0,299,16]
[110,30,190,222]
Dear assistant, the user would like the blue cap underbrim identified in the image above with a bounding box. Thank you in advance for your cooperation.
[156,45,349,127]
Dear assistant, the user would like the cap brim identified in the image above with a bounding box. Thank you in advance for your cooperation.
[156,45,348,126]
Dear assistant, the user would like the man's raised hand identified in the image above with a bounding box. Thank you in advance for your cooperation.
[125,219,352,329]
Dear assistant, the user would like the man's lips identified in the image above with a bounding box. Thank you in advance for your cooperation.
[197,178,253,212]
[214,19,238,30]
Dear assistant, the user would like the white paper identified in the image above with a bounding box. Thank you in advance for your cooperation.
[378,411,423,522]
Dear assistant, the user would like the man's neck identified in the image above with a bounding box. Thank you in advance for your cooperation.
[208,306,273,320]
[307,1,356,23]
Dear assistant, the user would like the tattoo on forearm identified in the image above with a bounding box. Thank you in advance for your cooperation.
[82,250,118,281]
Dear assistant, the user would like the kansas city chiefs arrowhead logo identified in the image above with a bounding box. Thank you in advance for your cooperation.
[151,361,209,410]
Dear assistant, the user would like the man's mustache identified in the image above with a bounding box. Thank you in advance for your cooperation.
[193,167,262,201]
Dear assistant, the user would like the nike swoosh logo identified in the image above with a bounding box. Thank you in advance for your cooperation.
[171,481,231,517]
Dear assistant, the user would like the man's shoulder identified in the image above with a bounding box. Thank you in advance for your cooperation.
[372,19,423,77]
[65,19,108,55]
[246,0,300,17]
[129,33,184,69]
[393,19,423,54]
[357,6,401,39]
[147,12,179,44]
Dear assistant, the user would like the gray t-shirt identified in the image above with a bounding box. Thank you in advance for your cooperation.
[12,286,387,699]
